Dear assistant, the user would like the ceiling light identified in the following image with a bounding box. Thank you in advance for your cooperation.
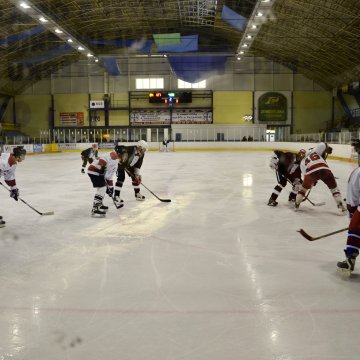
[78,46,84,51]
[256,12,263,17]
[19,2,30,8]
[39,16,48,22]
[237,56,241,60]
[67,38,73,43]
[54,28,63,34]
[246,35,253,39]
[239,51,244,54]
[251,24,258,29]
[242,44,248,48]
[94,58,99,63]
[87,53,94,57]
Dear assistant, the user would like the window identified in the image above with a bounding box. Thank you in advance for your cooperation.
[178,79,206,89]
[136,78,164,89]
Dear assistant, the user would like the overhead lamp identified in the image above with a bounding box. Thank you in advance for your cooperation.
[19,2,30,8]
[237,56,241,60]
[239,51,244,54]
[94,58,99,63]
[87,53,94,57]
[236,0,274,55]
[13,0,97,61]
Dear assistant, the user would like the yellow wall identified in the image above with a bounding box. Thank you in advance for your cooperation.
[8,90,343,137]
[54,94,89,127]
[213,91,252,124]
[293,92,332,133]
[14,95,50,137]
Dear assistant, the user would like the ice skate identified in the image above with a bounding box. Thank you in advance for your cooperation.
[113,196,124,209]
[267,198,278,207]
[294,202,300,212]
[91,205,106,218]
[135,192,145,201]
[100,204,109,212]
[337,251,357,276]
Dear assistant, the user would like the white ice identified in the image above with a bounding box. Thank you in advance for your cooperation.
[1,151,359,360]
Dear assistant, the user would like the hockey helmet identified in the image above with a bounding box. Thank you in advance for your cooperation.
[296,149,306,161]
[92,143,98,149]
[351,139,360,152]
[114,145,127,155]
[137,140,149,152]
[13,146,26,159]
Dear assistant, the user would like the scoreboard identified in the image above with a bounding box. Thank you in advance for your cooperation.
[149,91,192,104]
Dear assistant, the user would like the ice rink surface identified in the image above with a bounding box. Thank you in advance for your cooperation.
[1,150,360,360]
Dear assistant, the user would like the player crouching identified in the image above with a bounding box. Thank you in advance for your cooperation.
[87,148,122,217]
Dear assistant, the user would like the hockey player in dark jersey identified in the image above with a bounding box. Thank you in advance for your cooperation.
[267,149,306,206]
[81,144,98,173]
[113,140,149,207]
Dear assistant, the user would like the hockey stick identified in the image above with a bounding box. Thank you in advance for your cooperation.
[0,181,54,216]
[125,169,171,203]
[280,174,325,207]
[298,227,348,241]
[140,182,171,203]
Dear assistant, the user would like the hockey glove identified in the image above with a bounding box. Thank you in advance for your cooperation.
[10,188,19,201]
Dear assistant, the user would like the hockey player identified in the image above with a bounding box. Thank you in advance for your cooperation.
[81,143,98,173]
[295,142,346,212]
[87,147,122,217]
[0,146,26,227]
[162,138,170,152]
[337,139,360,275]
[113,140,149,207]
[267,149,306,206]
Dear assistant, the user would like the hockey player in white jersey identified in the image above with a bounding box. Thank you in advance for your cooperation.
[87,148,123,217]
[0,146,26,227]
[337,139,360,275]
[295,142,346,213]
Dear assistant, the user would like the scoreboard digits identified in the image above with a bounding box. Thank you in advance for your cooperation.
[149,91,192,104]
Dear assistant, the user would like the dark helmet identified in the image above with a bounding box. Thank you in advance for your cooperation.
[296,149,306,161]
[114,145,127,155]
[13,146,26,158]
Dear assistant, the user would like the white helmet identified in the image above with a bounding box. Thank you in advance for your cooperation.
[137,140,149,152]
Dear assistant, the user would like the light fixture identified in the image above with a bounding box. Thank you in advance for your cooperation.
[237,56,241,60]
[87,53,94,57]
[239,51,244,54]
[12,0,96,61]
[19,2,30,9]
[236,0,274,56]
